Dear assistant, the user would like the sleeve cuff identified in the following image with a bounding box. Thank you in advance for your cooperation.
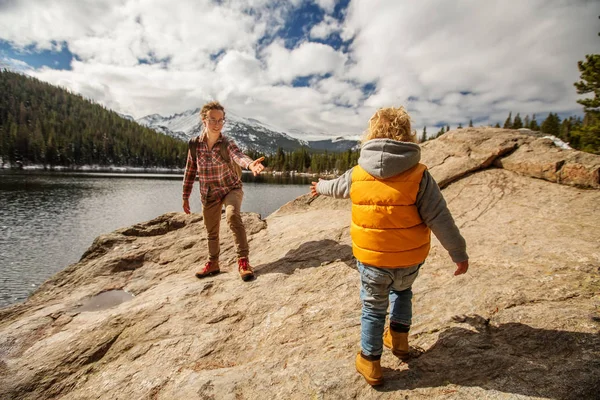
[449,250,468,263]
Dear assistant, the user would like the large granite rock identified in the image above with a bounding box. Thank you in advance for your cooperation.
[421,127,599,189]
[1,129,599,399]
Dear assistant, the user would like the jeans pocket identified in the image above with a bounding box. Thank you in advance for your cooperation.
[402,264,422,287]
[359,262,388,282]
[359,262,391,300]
[405,262,424,276]
[391,263,423,292]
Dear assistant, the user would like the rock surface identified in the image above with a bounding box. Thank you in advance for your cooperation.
[1,128,599,400]
[421,127,600,189]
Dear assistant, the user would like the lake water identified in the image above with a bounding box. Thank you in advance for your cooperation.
[0,170,313,307]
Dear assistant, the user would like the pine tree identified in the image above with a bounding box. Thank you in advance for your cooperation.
[457,123,463,129]
[420,126,427,143]
[513,113,523,129]
[469,119,473,127]
[559,117,574,143]
[445,125,450,132]
[503,112,512,128]
[494,122,500,128]
[572,43,600,153]
[530,114,540,131]
[574,54,600,116]
[540,113,561,136]
[524,115,530,128]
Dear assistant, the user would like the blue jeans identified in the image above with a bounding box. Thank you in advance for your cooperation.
[358,260,423,357]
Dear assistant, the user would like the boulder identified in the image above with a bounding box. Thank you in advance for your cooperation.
[422,128,599,189]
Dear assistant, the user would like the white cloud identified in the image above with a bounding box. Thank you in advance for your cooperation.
[0,56,33,73]
[0,0,119,50]
[309,15,342,40]
[30,60,212,117]
[313,0,337,14]
[263,40,347,83]
[0,0,598,138]
[343,0,599,129]
[215,50,265,95]
[316,76,364,107]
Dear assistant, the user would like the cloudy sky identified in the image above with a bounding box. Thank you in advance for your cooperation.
[0,0,598,140]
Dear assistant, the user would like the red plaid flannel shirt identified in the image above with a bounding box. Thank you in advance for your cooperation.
[182,134,253,204]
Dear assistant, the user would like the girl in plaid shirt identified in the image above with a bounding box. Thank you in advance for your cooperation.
[182,101,265,281]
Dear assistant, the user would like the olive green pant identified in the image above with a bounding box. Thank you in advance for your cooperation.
[202,189,249,263]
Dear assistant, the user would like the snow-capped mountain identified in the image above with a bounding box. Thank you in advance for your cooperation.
[136,110,198,142]
[136,108,306,153]
[136,108,359,153]
[308,137,361,152]
[117,112,135,122]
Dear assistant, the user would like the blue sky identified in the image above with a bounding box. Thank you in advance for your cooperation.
[0,40,73,70]
[0,0,597,140]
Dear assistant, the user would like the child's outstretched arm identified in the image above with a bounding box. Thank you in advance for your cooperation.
[310,168,354,199]
[416,170,469,274]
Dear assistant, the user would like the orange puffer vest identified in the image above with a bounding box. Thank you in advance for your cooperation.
[350,163,431,267]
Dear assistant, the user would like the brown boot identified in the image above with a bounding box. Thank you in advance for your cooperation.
[195,261,220,278]
[383,327,409,360]
[238,257,255,281]
[355,352,383,386]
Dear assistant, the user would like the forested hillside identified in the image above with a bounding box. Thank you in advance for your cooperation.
[0,70,363,173]
[246,147,360,174]
[0,70,188,168]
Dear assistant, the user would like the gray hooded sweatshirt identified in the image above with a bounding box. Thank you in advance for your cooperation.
[316,139,468,264]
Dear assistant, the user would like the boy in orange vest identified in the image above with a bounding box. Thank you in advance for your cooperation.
[310,107,469,386]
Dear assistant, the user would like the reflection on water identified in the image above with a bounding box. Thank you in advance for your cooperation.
[74,290,135,313]
[3,170,316,184]
[0,170,312,307]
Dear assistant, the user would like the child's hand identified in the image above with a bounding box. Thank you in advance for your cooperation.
[454,260,469,276]
[310,181,319,197]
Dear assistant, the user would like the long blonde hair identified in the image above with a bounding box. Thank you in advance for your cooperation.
[361,106,416,144]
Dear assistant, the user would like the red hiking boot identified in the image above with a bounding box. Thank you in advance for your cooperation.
[238,257,255,281]
[195,261,220,278]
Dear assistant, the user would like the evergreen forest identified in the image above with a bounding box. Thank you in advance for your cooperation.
[0,70,188,168]
[246,147,360,175]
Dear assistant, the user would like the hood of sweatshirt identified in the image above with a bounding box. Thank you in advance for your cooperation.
[357,139,421,179]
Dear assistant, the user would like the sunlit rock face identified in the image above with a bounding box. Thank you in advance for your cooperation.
[1,128,599,399]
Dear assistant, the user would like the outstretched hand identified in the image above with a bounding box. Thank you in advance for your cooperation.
[249,156,265,176]
[310,181,319,197]
[454,260,469,276]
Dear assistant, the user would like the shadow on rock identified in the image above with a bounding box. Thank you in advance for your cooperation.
[377,314,600,400]
[256,239,354,275]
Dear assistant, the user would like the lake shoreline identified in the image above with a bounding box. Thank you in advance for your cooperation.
[0,163,339,178]
[0,163,185,174]
[0,171,313,307]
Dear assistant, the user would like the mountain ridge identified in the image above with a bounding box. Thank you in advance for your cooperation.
[136,108,359,153]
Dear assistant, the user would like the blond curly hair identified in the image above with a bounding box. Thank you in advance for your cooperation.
[362,106,416,144]
[199,101,226,120]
